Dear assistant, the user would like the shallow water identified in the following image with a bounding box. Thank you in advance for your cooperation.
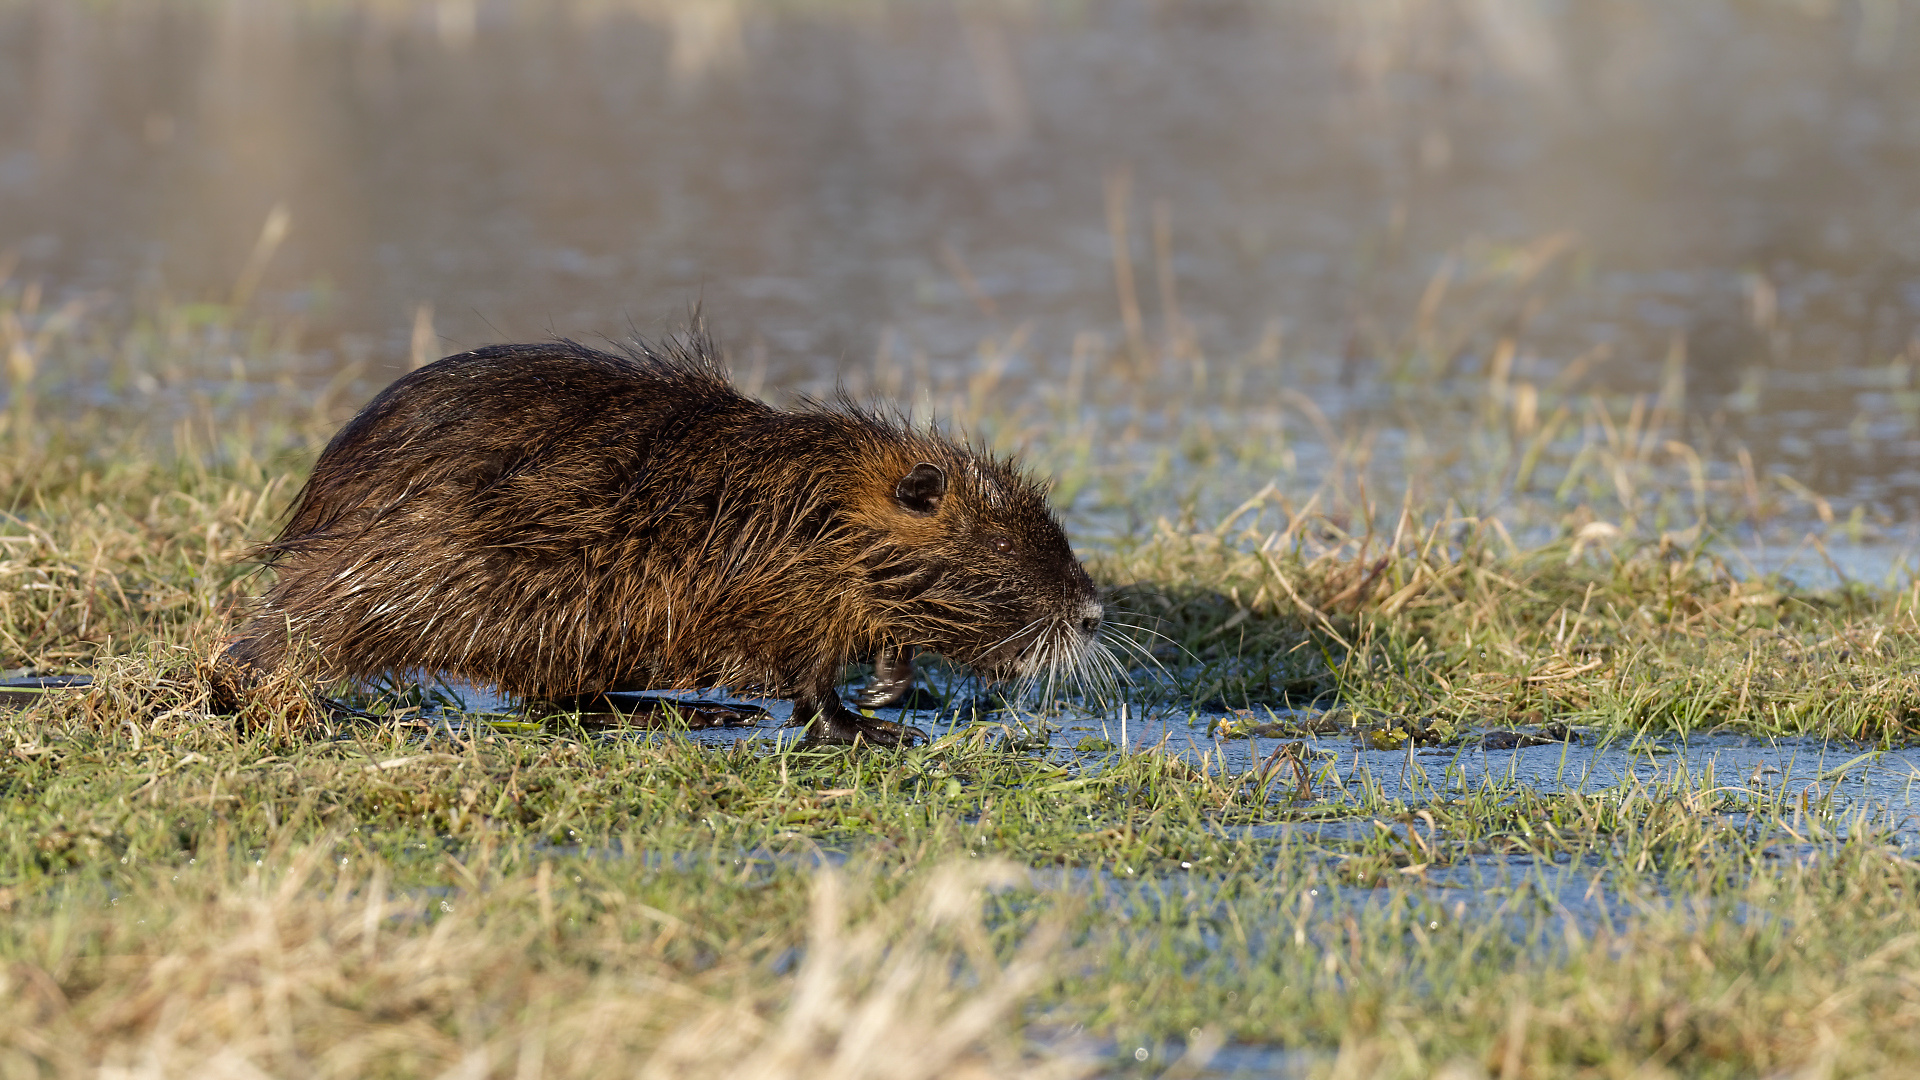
[424,676,1920,857]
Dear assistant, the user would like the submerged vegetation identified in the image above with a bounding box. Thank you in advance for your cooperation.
[4,260,1920,1078]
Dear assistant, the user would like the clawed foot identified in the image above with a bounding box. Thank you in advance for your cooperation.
[806,706,927,748]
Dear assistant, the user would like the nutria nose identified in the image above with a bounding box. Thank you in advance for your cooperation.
[1078,601,1103,636]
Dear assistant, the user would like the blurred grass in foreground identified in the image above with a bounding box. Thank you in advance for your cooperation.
[6,278,1920,1075]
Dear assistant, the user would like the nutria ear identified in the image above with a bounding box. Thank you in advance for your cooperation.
[894,462,947,514]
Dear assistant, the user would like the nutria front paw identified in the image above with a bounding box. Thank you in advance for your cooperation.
[808,709,928,748]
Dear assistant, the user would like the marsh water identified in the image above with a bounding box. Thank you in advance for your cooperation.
[415,678,1920,862]
[629,694,1920,841]
[9,1,1920,559]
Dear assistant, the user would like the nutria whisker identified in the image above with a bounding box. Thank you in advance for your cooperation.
[1102,623,1175,683]
[984,616,1048,661]
[1097,614,1182,679]
[1079,637,1129,701]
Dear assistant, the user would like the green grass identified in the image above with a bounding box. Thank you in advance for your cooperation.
[8,675,1920,1076]
[1097,518,1920,747]
[6,284,1920,1076]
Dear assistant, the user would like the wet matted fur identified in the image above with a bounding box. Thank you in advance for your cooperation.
[217,334,1109,745]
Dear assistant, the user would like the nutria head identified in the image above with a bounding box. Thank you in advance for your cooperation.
[842,432,1109,698]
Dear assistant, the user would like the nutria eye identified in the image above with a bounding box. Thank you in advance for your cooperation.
[991,534,1013,554]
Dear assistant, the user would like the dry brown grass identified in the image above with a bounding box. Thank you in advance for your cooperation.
[1,849,1089,1080]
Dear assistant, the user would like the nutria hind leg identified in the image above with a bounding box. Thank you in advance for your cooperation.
[855,645,918,709]
[797,688,927,748]
[206,621,290,713]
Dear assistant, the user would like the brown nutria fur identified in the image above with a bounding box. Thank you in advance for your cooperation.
[215,332,1109,746]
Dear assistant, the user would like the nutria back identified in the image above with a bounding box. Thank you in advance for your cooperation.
[219,334,1107,745]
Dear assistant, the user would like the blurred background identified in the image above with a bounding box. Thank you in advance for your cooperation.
[5,0,1920,573]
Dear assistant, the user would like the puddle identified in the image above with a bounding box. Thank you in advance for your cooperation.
[0,673,92,710]
[1036,1031,1322,1080]
[1161,1043,1321,1080]
[440,684,1920,828]
[384,673,1919,808]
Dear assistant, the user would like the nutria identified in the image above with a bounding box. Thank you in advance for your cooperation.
[215,332,1110,746]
